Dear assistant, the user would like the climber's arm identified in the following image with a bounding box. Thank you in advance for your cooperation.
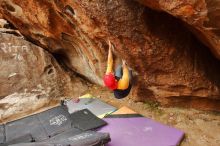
[117,61,130,90]
[106,41,113,74]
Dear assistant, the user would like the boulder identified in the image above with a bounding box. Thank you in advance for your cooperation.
[0,32,88,122]
[0,32,87,98]
[1,0,220,111]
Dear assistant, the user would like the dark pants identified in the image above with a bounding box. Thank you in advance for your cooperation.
[113,66,132,99]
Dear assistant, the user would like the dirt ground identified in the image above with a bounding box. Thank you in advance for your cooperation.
[1,84,220,146]
[87,85,220,146]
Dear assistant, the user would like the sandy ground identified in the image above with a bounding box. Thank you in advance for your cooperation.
[87,85,220,146]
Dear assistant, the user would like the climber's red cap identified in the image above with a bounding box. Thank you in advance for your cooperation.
[103,73,118,90]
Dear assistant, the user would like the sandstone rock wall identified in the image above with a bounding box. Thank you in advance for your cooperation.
[1,0,220,111]
[0,32,88,98]
[0,32,89,122]
[137,0,220,59]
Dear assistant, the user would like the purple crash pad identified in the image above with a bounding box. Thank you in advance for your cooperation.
[98,117,184,146]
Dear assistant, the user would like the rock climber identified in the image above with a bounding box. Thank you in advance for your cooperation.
[103,41,132,99]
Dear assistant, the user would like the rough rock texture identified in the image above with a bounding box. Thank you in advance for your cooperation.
[0,92,50,123]
[0,32,87,98]
[1,0,220,111]
[0,32,88,122]
[0,19,7,28]
[137,0,220,59]
[0,0,107,85]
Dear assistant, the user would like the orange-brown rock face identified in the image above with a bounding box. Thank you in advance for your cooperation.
[1,0,220,111]
[137,0,220,59]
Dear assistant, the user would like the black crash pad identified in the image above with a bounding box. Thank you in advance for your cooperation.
[5,106,72,144]
[5,115,48,144]
[44,127,83,142]
[0,125,5,144]
[3,106,108,145]
[9,131,110,146]
[70,109,107,131]
[37,106,72,137]
[6,134,33,145]
[45,128,110,146]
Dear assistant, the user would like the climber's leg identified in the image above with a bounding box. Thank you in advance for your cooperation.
[103,41,117,90]
[106,40,113,74]
[117,60,130,90]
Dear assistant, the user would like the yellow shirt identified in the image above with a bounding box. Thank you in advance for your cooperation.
[117,66,129,90]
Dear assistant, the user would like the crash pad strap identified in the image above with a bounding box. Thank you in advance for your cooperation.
[105,114,143,118]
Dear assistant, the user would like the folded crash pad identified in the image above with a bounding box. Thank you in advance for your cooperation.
[3,106,108,145]
[70,109,107,131]
[9,131,110,146]
[66,97,117,118]
[44,127,83,142]
[45,130,110,146]
[37,106,72,137]
[99,117,184,146]
[5,106,72,144]
[6,134,33,145]
[5,114,48,143]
